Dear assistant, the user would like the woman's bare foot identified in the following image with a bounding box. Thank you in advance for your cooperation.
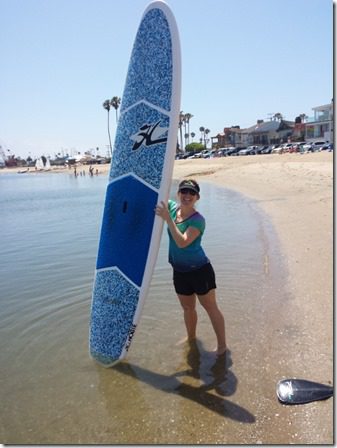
[175,336,196,346]
[216,345,227,356]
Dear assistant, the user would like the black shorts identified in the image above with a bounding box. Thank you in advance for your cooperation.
[173,263,217,296]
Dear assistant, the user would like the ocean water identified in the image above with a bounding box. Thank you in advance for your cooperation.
[0,171,288,444]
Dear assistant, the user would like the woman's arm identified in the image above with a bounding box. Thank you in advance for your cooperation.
[155,201,200,248]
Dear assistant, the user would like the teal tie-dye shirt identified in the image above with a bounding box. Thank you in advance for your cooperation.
[167,200,209,272]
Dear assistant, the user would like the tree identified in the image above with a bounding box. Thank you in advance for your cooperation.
[199,126,205,147]
[179,111,185,151]
[184,113,193,145]
[204,128,210,148]
[185,142,204,153]
[110,96,121,123]
[103,99,112,156]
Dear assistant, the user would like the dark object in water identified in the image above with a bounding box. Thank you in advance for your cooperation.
[277,379,333,405]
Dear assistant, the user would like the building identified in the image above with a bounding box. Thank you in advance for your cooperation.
[248,119,294,146]
[305,102,333,142]
[211,119,294,148]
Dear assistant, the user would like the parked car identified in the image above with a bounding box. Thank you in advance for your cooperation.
[256,145,268,154]
[313,141,328,151]
[238,147,252,155]
[227,147,243,156]
[218,147,235,157]
[319,143,334,151]
[303,141,327,152]
[261,145,273,154]
[272,145,284,154]
[203,150,217,158]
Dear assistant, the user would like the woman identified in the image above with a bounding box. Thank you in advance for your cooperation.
[155,179,227,355]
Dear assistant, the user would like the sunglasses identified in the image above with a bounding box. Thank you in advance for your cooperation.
[179,188,197,196]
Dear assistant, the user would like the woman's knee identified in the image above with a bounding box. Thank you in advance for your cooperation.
[178,294,196,311]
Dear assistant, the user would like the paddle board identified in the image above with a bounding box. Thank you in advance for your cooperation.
[89,1,181,366]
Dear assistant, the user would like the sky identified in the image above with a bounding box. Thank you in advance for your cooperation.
[0,0,333,159]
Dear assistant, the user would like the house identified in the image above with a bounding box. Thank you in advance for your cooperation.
[212,126,242,148]
[211,119,295,148]
[249,119,294,145]
[305,102,333,142]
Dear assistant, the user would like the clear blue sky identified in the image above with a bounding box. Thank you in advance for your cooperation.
[0,0,333,158]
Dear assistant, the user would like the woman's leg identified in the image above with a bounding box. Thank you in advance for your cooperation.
[197,289,227,354]
[177,294,198,341]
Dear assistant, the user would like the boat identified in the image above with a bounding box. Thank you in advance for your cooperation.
[35,158,44,170]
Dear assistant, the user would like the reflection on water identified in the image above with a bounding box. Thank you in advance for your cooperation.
[0,172,288,444]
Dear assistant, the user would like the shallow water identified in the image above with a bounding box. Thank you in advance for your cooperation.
[0,172,292,444]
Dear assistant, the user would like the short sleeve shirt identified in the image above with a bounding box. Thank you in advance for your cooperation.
[167,200,209,272]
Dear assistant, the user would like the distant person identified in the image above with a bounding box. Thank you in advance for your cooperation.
[155,179,227,355]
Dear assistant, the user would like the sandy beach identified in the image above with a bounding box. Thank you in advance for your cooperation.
[2,151,333,443]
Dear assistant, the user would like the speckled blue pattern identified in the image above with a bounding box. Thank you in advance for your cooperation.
[120,8,172,113]
[90,269,139,363]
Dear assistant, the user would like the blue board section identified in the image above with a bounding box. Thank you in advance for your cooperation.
[97,175,158,287]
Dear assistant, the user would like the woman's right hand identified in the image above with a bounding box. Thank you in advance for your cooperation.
[155,201,170,222]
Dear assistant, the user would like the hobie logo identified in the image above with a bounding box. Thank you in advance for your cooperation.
[130,121,168,151]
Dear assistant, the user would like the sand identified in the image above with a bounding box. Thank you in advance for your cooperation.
[2,151,333,442]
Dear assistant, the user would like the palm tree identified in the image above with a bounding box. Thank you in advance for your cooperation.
[299,113,308,123]
[179,111,185,151]
[205,128,210,148]
[191,132,195,142]
[184,113,193,145]
[110,96,121,123]
[199,126,205,147]
[103,99,112,156]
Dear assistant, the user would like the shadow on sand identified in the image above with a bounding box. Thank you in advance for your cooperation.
[113,340,255,423]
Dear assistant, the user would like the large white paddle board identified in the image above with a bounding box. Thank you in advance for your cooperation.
[89,1,181,366]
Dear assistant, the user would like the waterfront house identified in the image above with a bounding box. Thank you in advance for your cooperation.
[305,102,333,142]
[211,119,295,148]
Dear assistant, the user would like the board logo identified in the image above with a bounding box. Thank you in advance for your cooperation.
[130,121,168,151]
[125,323,137,351]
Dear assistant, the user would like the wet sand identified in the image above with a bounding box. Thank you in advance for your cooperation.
[1,151,333,443]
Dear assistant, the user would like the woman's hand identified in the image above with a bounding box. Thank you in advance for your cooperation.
[155,201,170,222]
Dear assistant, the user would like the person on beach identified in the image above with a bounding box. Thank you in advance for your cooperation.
[155,179,227,356]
